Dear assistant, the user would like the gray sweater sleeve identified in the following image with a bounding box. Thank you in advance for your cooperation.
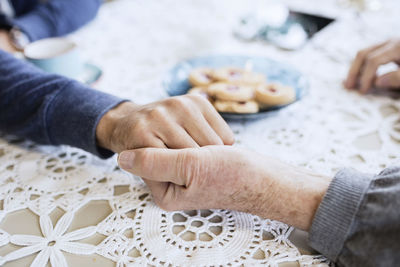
[309,166,400,267]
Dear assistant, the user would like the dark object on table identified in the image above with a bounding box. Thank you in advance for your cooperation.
[234,6,335,50]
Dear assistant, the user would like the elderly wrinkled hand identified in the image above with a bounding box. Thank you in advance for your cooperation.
[96,95,234,153]
[118,145,331,230]
[344,39,400,93]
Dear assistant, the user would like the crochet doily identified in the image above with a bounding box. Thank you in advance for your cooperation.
[1,0,399,266]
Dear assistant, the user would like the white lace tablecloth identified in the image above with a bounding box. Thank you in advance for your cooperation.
[1,0,400,266]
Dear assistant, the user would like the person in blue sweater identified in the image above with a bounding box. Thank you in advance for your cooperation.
[0,0,101,51]
[0,0,234,157]
[0,1,399,265]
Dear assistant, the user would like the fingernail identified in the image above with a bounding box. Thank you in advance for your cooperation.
[118,151,135,170]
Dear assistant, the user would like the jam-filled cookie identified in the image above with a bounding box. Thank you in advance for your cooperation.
[208,83,253,101]
[213,100,259,113]
[255,83,295,106]
[187,87,212,101]
[213,67,266,86]
[188,68,215,87]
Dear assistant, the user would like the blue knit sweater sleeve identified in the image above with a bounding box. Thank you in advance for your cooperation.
[11,0,102,41]
[0,50,125,158]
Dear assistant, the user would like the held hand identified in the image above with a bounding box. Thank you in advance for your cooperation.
[344,39,400,93]
[0,30,16,53]
[96,95,234,153]
[118,146,331,231]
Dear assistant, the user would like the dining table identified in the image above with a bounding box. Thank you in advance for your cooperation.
[1,0,399,266]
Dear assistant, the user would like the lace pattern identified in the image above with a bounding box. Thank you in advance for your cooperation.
[1,0,399,266]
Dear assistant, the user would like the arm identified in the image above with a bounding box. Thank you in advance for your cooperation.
[309,166,400,266]
[117,146,400,266]
[0,49,124,157]
[0,50,122,156]
[117,145,331,230]
[0,50,234,157]
[11,0,101,41]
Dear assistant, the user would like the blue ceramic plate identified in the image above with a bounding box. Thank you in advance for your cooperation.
[163,55,308,120]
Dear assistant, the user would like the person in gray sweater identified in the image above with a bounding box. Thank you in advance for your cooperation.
[117,39,400,267]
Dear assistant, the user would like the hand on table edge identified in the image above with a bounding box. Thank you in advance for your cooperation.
[117,145,332,231]
[344,39,400,93]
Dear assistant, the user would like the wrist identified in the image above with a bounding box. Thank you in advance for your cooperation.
[256,159,331,231]
[96,101,140,152]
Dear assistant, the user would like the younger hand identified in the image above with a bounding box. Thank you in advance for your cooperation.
[344,39,400,93]
[96,95,234,153]
[118,145,331,230]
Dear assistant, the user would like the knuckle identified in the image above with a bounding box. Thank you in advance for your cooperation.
[170,96,193,113]
[187,93,205,103]
[140,134,155,147]
[165,96,186,106]
[132,119,147,135]
[356,49,366,59]
[148,106,165,120]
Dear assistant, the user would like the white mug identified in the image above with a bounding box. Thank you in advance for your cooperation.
[23,38,83,79]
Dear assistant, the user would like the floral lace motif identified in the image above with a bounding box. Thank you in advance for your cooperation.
[1,0,399,266]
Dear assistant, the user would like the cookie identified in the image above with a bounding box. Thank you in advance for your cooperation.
[188,68,214,87]
[255,83,296,106]
[187,87,212,101]
[213,100,259,113]
[213,67,266,86]
[208,83,254,101]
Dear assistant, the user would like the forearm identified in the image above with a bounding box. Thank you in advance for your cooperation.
[251,158,331,230]
[0,50,124,157]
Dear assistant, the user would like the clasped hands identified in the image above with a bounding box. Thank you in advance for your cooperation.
[96,95,330,231]
[95,38,400,231]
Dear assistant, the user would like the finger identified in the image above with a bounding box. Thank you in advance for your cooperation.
[142,178,185,210]
[359,44,398,93]
[141,178,169,201]
[183,111,224,146]
[118,148,187,185]
[156,122,199,149]
[190,95,235,145]
[137,134,167,149]
[142,178,167,195]
[345,42,387,89]
[375,70,400,89]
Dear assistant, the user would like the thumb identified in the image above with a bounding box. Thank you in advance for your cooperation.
[118,148,186,185]
[375,70,400,89]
